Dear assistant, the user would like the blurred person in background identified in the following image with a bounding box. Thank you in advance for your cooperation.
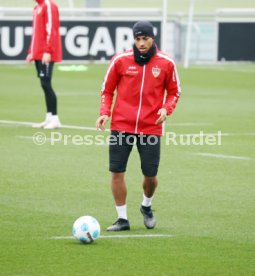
[96,21,181,231]
[26,0,62,129]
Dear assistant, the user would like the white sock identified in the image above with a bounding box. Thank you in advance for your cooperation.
[142,194,153,207]
[45,112,52,122]
[116,204,127,220]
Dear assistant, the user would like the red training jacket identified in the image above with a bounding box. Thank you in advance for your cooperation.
[100,49,181,136]
[28,0,62,62]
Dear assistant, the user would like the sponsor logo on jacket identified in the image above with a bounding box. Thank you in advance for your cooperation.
[126,65,138,75]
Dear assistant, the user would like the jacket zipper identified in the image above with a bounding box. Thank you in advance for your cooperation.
[135,64,146,133]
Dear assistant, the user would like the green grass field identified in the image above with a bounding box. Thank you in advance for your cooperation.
[0,63,255,275]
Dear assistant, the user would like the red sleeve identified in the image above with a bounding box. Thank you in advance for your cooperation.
[99,56,120,116]
[27,7,35,55]
[44,2,60,54]
[162,62,181,115]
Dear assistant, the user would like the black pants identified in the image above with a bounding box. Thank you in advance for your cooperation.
[109,131,161,177]
[35,60,57,115]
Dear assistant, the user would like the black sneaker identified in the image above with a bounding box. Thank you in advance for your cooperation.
[106,218,130,231]
[140,205,156,229]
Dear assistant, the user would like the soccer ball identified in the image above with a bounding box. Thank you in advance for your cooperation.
[72,215,100,244]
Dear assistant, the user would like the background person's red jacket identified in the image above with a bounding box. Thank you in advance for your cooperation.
[100,50,181,136]
[28,0,62,62]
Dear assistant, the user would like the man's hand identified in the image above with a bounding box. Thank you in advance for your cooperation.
[155,108,167,125]
[26,54,33,64]
[96,115,109,131]
[42,53,51,65]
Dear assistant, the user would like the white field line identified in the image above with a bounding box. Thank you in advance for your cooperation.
[176,132,255,137]
[16,135,53,141]
[0,120,33,127]
[0,120,102,132]
[170,122,213,126]
[51,234,174,240]
[193,152,253,160]
[1,120,255,137]
[0,120,213,129]
[61,124,100,131]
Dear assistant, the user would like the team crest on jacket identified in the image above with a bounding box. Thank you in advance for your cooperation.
[152,67,161,78]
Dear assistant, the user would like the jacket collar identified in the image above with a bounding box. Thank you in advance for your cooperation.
[133,42,157,66]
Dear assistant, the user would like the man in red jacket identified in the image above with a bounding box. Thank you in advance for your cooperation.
[26,0,62,129]
[96,21,181,231]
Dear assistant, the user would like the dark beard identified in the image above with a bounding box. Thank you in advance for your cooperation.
[133,43,156,66]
